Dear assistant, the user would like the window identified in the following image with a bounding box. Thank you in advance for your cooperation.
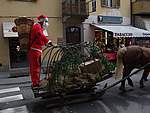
[101,0,120,8]
[92,0,96,12]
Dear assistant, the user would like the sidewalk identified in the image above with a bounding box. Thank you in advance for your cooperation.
[0,72,31,85]
[0,72,47,85]
[0,72,10,79]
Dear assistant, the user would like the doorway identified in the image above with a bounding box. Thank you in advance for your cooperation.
[9,38,28,68]
[66,26,81,44]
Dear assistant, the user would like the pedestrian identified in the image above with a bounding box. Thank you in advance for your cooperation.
[28,15,53,90]
[119,41,125,48]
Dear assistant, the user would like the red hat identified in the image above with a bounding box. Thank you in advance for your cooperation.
[37,15,48,22]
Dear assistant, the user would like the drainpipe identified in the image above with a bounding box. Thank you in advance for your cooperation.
[130,0,133,25]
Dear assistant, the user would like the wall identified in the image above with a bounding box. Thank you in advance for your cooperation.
[132,0,150,14]
[88,0,131,25]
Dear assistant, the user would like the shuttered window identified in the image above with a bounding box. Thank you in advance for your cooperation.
[101,0,120,8]
[92,0,96,12]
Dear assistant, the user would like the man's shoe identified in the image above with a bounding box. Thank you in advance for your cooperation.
[31,85,40,98]
[32,79,50,97]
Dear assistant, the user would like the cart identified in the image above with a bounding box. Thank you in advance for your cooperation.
[14,17,150,107]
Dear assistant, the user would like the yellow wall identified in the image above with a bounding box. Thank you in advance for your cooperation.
[132,0,150,14]
[87,0,130,18]
[84,0,131,44]
[0,0,63,69]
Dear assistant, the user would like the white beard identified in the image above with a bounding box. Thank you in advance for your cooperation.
[43,22,49,30]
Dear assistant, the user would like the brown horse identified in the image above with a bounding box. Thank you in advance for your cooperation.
[115,45,150,92]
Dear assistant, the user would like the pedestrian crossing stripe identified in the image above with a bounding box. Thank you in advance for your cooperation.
[0,87,20,94]
[0,94,23,103]
[0,105,28,113]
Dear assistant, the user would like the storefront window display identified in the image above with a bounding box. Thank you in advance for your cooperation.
[94,30,133,61]
[134,37,150,48]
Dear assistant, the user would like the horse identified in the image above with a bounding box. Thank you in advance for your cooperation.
[115,45,150,92]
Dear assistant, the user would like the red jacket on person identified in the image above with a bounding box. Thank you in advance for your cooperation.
[28,23,50,87]
[29,23,49,50]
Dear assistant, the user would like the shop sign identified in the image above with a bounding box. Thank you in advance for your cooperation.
[98,16,123,24]
[114,33,133,37]
[3,22,18,38]
[142,33,150,37]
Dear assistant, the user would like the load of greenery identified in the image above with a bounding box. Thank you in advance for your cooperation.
[41,42,115,94]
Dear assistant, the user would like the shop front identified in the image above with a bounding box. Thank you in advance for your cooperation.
[92,24,150,61]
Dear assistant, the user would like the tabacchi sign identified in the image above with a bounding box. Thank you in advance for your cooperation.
[142,33,150,37]
[114,33,133,37]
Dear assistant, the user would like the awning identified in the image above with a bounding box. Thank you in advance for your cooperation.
[92,24,150,37]
[3,22,48,38]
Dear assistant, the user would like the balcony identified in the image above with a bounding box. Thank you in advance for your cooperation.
[132,0,150,15]
[62,0,89,22]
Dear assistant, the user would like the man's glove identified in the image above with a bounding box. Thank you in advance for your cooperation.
[45,40,52,46]
[48,40,53,46]
[52,43,57,47]
[46,41,57,47]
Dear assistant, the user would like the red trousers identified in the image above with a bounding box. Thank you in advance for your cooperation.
[28,50,41,86]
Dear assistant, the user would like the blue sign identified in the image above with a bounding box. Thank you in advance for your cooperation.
[98,16,123,24]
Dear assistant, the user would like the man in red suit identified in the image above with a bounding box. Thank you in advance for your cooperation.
[28,15,52,89]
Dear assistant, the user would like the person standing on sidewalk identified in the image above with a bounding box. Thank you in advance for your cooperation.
[28,15,52,89]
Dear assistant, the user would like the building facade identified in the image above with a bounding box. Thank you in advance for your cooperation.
[84,0,150,48]
[84,0,131,42]
[62,0,88,44]
[0,0,63,72]
[0,0,89,75]
[131,0,150,48]
[132,0,150,31]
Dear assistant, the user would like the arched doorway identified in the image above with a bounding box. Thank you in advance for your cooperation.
[66,26,81,44]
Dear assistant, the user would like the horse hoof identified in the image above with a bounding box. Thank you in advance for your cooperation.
[128,82,134,87]
[140,85,145,88]
[127,79,134,87]
[119,87,126,92]
[140,81,145,88]
[144,78,148,81]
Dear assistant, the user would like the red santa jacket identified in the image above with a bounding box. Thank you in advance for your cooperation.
[29,23,50,52]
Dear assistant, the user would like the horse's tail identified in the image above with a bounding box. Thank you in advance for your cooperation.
[115,47,127,79]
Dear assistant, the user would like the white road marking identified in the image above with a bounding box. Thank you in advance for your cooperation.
[0,87,20,94]
[0,105,28,113]
[0,94,23,103]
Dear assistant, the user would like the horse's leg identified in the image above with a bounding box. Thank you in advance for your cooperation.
[119,66,133,92]
[127,77,134,87]
[143,70,149,81]
[119,68,126,92]
[126,66,134,87]
[140,70,149,88]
